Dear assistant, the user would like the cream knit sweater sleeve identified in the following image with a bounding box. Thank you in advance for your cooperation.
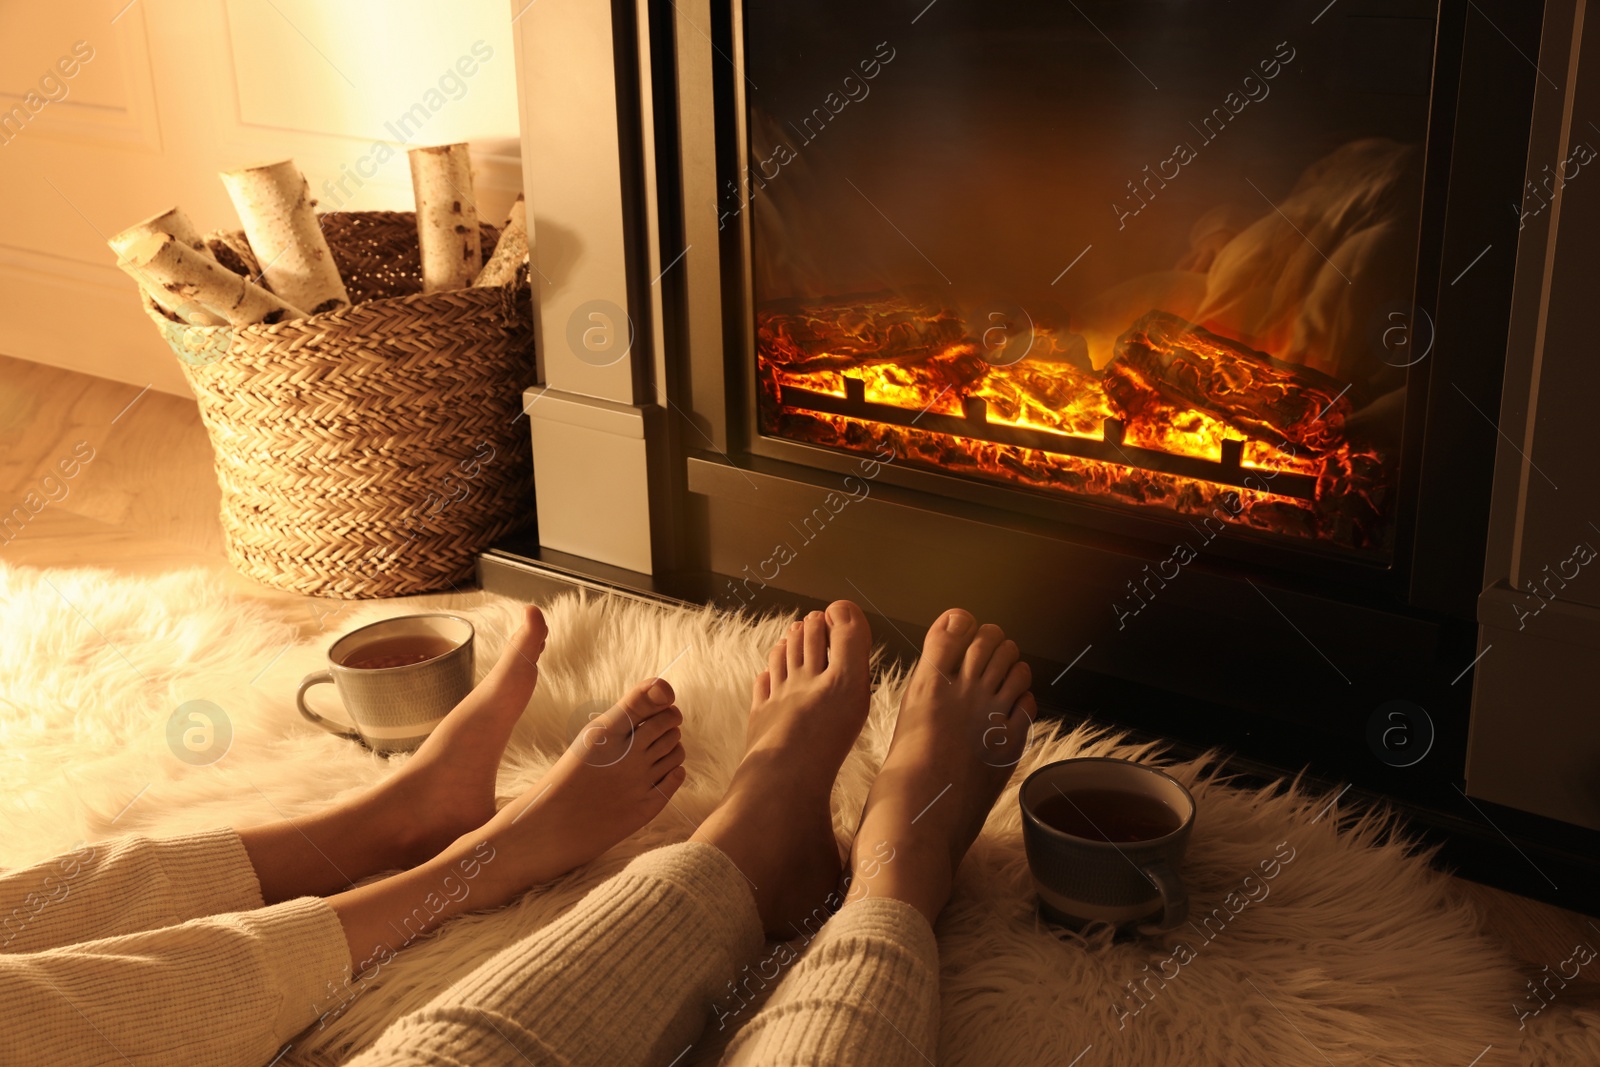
[1,897,351,1067]
[0,832,351,1067]
[0,828,264,954]
[722,895,941,1066]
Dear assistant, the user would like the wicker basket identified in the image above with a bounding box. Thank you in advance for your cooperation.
[141,211,536,599]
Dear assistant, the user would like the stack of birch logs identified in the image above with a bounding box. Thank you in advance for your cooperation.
[112,143,528,327]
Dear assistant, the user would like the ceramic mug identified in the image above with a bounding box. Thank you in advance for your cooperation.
[1020,757,1195,934]
[296,613,474,754]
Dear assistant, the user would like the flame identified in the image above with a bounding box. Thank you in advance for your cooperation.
[758,300,1389,549]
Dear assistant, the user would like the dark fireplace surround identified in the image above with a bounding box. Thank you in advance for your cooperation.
[493,0,1600,911]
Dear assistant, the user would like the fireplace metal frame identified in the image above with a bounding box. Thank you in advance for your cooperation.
[705,0,1529,607]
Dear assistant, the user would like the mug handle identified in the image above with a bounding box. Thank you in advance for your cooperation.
[1137,860,1189,934]
[295,670,362,742]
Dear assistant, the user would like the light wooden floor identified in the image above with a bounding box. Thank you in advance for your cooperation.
[2,353,1596,1002]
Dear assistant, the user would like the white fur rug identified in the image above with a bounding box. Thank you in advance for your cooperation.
[1,562,1596,1066]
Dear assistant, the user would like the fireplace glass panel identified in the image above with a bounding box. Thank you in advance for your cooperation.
[741,1,1437,556]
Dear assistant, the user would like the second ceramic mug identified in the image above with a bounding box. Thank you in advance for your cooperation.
[1020,757,1195,934]
[296,613,475,754]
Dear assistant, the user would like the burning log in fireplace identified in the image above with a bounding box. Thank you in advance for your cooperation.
[760,295,970,373]
[1104,311,1351,456]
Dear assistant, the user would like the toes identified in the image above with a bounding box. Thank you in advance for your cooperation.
[606,677,677,731]
[752,670,772,704]
[1012,690,1038,723]
[785,620,805,675]
[920,609,978,680]
[1007,692,1038,747]
[997,659,1032,707]
[481,605,548,688]
[801,611,828,672]
[824,600,871,676]
[983,691,1036,767]
[982,638,1021,691]
[518,604,549,649]
[652,741,686,776]
[654,762,687,793]
[646,724,681,757]
[962,623,1007,682]
[638,707,683,751]
[769,640,788,684]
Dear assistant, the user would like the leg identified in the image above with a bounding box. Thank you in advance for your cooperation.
[0,829,263,954]
[693,602,875,936]
[0,670,690,1067]
[345,602,874,1067]
[724,609,1034,1066]
[238,605,553,903]
[2,605,552,952]
[326,672,688,970]
[1,895,351,1067]
[0,601,550,952]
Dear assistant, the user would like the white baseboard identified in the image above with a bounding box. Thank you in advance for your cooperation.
[0,245,190,395]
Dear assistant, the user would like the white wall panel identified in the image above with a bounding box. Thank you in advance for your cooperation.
[0,0,522,395]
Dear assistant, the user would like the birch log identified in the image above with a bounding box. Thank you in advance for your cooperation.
[120,232,307,326]
[108,208,227,325]
[409,143,481,292]
[473,195,527,288]
[204,229,261,281]
[219,160,350,314]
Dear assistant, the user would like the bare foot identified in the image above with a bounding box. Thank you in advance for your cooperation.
[461,676,688,907]
[849,609,1034,925]
[377,604,550,866]
[692,601,873,938]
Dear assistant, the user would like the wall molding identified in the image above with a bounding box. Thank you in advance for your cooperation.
[0,243,127,291]
[0,6,161,153]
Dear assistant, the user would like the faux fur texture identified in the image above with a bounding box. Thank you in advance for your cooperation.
[1,562,1595,1066]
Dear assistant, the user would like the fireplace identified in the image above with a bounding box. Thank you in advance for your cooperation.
[744,6,1424,559]
[493,0,1600,910]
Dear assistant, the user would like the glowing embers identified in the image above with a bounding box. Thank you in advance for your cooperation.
[757,301,1391,549]
[779,376,1318,500]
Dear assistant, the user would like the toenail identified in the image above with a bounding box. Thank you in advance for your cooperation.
[648,679,674,704]
[946,611,972,633]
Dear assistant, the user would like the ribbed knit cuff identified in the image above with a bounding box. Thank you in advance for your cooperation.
[627,839,766,933]
[154,827,265,916]
[723,894,940,1067]
[829,895,938,965]
[0,829,270,955]
[230,897,352,1042]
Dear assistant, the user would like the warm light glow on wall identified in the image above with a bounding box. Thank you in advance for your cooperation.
[224,0,521,211]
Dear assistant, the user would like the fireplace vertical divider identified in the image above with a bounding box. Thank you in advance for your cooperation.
[509,0,681,576]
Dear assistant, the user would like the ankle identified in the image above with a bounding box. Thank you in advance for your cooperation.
[849,833,954,922]
[858,857,951,926]
[727,750,833,803]
[348,785,441,871]
[425,829,517,909]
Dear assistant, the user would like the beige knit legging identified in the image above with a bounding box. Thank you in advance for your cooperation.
[0,830,938,1067]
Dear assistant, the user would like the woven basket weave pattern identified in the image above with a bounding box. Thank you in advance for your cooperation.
[145,211,535,599]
